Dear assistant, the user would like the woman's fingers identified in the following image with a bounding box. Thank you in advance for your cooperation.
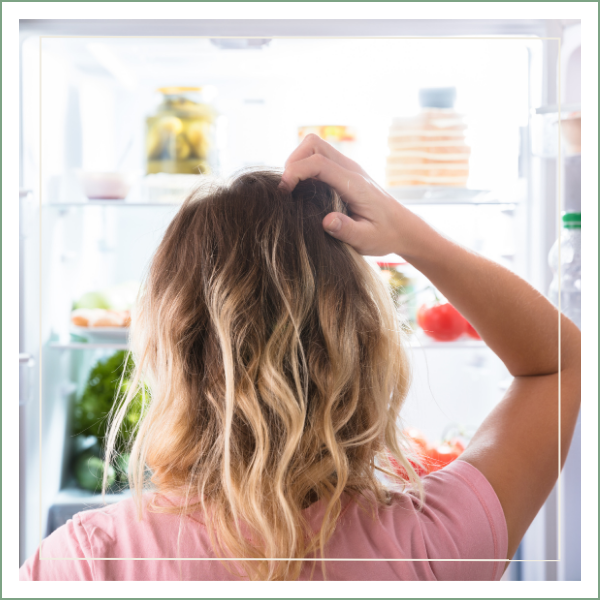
[284,133,367,176]
[279,153,368,206]
[322,212,379,255]
[281,136,405,256]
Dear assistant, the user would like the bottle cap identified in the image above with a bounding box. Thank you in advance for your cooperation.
[418,87,457,109]
[562,212,581,229]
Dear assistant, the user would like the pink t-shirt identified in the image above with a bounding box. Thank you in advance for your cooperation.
[19,460,507,581]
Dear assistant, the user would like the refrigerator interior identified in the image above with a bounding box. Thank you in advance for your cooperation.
[19,29,576,579]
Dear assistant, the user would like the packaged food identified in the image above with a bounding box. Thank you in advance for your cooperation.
[70,308,130,328]
[377,261,417,327]
[561,111,581,154]
[298,125,357,158]
[71,283,138,329]
[386,87,470,188]
[146,87,217,175]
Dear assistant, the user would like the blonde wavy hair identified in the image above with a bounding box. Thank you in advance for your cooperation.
[105,170,420,580]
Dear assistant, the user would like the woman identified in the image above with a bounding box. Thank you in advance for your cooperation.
[20,135,581,581]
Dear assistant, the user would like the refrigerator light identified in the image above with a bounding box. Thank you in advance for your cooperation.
[209,39,271,50]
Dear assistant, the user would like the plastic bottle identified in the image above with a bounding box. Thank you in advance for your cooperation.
[548,212,581,329]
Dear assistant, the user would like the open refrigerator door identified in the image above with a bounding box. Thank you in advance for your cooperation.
[522,21,581,582]
[18,19,579,580]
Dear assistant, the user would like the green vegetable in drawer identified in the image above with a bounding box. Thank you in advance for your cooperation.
[72,350,146,455]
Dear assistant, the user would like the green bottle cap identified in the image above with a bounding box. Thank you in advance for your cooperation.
[562,212,581,229]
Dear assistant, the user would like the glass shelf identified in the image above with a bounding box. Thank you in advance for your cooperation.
[409,336,486,350]
[42,188,519,208]
[43,201,180,208]
[386,187,516,206]
[51,337,486,351]
[50,341,129,351]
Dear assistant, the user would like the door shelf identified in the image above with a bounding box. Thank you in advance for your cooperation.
[51,338,486,351]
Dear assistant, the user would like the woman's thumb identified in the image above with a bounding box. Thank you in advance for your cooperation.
[322,212,355,243]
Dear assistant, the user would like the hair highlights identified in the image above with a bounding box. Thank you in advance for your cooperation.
[105,170,420,580]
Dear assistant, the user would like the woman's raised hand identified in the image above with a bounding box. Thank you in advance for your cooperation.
[280,134,412,257]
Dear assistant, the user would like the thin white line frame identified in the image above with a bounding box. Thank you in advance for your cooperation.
[36,32,562,567]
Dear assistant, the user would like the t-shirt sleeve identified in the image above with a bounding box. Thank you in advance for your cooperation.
[415,459,508,581]
[19,514,95,581]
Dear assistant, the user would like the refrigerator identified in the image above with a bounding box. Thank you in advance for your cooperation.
[18,19,581,580]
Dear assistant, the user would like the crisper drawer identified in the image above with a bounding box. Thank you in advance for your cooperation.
[46,488,131,535]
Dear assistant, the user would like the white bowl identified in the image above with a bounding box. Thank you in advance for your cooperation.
[79,172,135,200]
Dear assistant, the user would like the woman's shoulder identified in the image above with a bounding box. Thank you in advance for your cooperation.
[19,493,184,581]
[75,493,141,530]
[74,492,182,553]
[327,460,508,580]
[378,460,506,538]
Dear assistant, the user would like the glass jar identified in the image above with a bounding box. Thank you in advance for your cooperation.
[146,87,217,175]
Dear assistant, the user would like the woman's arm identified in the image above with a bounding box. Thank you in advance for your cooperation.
[281,134,581,559]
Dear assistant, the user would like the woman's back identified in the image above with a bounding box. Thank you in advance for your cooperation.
[20,461,506,581]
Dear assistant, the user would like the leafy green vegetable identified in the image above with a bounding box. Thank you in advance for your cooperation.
[72,351,147,456]
[75,453,116,492]
[114,452,131,485]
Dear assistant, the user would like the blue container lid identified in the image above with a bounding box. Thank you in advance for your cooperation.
[419,87,457,109]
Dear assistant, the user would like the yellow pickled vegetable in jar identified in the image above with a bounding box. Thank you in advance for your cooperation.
[146,86,216,175]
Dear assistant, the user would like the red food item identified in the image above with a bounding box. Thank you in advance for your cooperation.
[417,301,467,341]
[464,321,481,340]
[387,432,465,479]
[424,439,465,472]
[404,428,430,453]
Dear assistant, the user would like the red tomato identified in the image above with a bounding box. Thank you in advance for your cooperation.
[387,431,466,479]
[389,446,463,478]
[464,320,481,340]
[425,440,465,472]
[417,302,466,341]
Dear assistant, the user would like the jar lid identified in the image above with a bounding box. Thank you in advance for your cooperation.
[562,212,581,228]
[158,86,202,95]
[418,87,457,109]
